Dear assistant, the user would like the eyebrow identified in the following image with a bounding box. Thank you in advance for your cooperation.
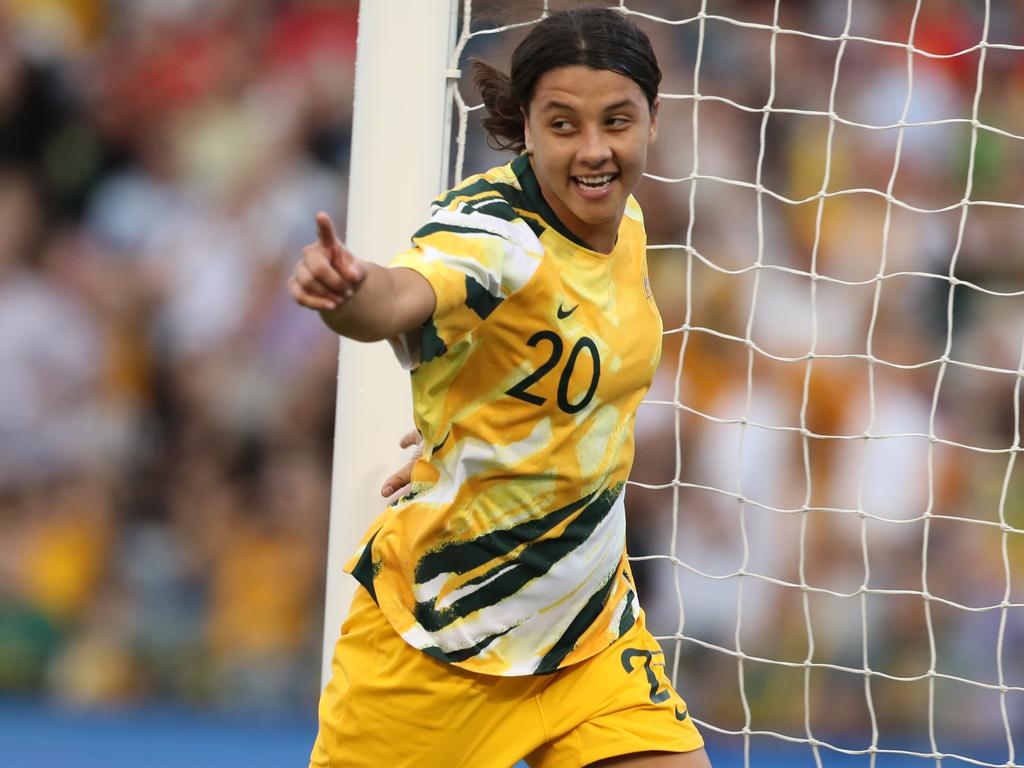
[602,99,638,112]
[536,98,640,114]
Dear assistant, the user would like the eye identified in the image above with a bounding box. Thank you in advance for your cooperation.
[606,116,631,129]
[551,119,575,132]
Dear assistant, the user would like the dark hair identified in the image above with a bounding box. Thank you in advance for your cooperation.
[472,8,661,152]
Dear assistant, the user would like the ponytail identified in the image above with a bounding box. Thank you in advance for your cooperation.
[472,59,526,152]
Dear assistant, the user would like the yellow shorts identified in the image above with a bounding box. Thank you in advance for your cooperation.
[310,587,704,768]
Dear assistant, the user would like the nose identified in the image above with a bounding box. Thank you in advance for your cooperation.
[577,126,612,168]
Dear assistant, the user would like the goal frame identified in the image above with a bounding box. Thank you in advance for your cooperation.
[320,0,459,685]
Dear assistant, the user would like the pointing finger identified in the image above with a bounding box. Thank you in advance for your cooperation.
[316,212,338,249]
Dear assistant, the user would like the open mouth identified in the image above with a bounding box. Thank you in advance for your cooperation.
[572,173,618,191]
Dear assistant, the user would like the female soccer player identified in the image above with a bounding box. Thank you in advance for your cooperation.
[290,9,712,768]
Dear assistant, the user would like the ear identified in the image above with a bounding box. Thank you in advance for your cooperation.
[648,97,659,144]
[522,110,534,154]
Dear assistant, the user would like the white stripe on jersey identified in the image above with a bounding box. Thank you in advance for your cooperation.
[434,559,519,612]
[605,574,638,636]
[413,242,506,300]
[500,237,544,296]
[409,416,556,516]
[574,403,624,478]
[422,208,542,292]
[466,196,514,210]
[400,621,444,653]
[440,203,542,254]
[386,332,417,371]
[420,489,627,675]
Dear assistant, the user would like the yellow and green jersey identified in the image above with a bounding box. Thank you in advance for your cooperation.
[346,154,663,676]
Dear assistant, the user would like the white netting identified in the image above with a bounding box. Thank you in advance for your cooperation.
[446,1,1023,765]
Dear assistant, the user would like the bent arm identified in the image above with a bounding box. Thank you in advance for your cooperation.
[318,264,435,342]
[289,212,436,343]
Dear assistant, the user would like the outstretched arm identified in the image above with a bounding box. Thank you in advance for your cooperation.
[288,212,436,342]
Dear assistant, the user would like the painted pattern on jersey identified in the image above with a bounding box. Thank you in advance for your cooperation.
[345,154,663,676]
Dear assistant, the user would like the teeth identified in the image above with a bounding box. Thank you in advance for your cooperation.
[575,174,614,188]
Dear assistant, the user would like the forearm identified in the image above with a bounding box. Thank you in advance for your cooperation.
[318,263,433,342]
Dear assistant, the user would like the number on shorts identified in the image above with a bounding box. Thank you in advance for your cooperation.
[620,648,670,704]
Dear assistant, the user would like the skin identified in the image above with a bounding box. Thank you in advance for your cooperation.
[378,429,422,503]
[592,751,712,768]
[286,213,435,341]
[523,65,659,254]
[291,65,710,768]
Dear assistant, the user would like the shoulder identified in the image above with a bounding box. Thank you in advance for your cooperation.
[420,162,543,253]
[430,161,522,213]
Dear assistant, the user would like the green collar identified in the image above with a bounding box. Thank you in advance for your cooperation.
[510,153,593,250]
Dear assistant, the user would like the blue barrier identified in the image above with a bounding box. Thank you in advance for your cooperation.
[0,700,1005,767]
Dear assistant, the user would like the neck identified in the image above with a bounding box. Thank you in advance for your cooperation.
[514,154,622,254]
[535,177,621,254]
[582,228,618,254]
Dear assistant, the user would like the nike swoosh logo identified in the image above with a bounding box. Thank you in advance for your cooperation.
[557,303,579,319]
[674,707,688,721]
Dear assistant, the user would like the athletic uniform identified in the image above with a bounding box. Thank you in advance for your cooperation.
[311,154,703,767]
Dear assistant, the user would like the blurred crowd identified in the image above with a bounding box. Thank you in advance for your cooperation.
[0,0,1022,757]
[0,0,354,712]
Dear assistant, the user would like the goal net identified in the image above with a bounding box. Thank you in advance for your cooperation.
[441,1,1024,764]
[330,0,1023,765]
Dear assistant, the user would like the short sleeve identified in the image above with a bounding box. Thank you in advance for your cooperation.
[386,202,542,369]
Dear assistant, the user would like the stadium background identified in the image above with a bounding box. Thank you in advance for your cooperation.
[0,0,1020,765]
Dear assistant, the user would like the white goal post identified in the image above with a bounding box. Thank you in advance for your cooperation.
[321,0,459,684]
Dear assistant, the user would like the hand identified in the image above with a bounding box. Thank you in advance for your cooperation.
[288,212,368,311]
[381,430,424,504]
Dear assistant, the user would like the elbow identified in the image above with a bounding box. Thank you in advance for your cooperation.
[348,328,390,344]
[318,311,392,343]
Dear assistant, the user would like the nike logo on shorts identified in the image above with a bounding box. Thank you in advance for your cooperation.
[674,707,688,721]
[557,303,578,319]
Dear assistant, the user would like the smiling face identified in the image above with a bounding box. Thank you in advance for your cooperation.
[523,65,658,253]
